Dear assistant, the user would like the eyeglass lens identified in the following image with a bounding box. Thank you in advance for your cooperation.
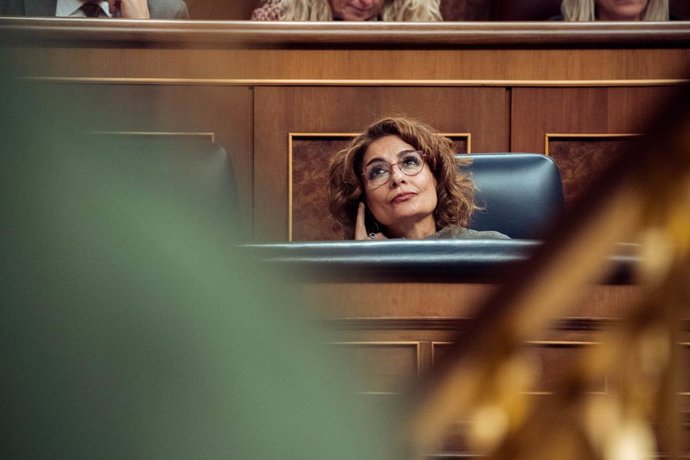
[364,150,425,186]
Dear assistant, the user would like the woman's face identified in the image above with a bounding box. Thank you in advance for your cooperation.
[595,0,648,20]
[328,0,384,21]
[361,135,438,237]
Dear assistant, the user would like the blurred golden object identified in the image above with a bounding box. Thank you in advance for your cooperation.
[407,85,690,459]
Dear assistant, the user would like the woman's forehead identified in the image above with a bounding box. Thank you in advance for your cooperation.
[363,135,415,162]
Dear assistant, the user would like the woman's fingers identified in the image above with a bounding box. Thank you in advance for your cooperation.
[113,0,150,18]
[354,202,368,240]
[355,202,387,240]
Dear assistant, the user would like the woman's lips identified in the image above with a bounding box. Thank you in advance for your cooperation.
[346,6,374,18]
[348,6,368,14]
[391,192,416,203]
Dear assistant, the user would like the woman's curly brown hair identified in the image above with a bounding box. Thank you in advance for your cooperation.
[328,117,476,239]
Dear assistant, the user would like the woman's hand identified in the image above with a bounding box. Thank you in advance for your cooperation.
[110,0,150,18]
[354,202,387,240]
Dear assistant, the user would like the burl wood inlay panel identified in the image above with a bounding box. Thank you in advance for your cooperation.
[291,136,468,241]
[548,137,637,208]
[292,137,353,241]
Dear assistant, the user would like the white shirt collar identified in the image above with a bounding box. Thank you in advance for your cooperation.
[56,0,112,17]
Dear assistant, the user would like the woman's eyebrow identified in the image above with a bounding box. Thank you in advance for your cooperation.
[364,149,416,167]
[364,156,386,167]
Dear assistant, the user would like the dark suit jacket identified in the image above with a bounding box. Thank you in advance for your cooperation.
[0,0,189,18]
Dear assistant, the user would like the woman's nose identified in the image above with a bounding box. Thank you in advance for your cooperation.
[388,164,406,185]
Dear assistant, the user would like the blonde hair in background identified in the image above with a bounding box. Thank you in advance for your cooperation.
[560,0,669,21]
[279,0,442,21]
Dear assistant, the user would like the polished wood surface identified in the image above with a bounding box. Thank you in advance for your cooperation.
[511,86,685,209]
[511,87,682,152]
[2,20,689,84]
[2,19,690,46]
[304,282,639,320]
[11,47,689,83]
[2,19,688,242]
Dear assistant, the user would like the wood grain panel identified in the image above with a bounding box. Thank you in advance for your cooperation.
[254,86,509,241]
[3,20,689,47]
[511,86,682,153]
[10,47,689,82]
[31,82,253,224]
[511,86,686,212]
[300,282,639,320]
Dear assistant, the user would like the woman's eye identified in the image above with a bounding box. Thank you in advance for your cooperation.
[402,155,421,167]
[367,166,388,179]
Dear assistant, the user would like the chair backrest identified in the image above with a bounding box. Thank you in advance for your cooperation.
[458,153,564,239]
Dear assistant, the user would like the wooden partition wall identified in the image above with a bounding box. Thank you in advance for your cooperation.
[2,19,689,241]
[2,19,689,456]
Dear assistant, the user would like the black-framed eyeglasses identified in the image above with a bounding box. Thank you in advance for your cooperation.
[361,150,428,188]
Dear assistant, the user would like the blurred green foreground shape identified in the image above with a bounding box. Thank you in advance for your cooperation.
[0,58,397,459]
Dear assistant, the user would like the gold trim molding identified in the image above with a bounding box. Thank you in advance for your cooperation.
[24,76,690,88]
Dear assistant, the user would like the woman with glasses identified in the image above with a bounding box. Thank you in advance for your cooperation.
[328,117,509,240]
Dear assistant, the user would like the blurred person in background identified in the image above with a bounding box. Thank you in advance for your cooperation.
[251,0,441,21]
[0,0,189,19]
[557,0,668,21]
